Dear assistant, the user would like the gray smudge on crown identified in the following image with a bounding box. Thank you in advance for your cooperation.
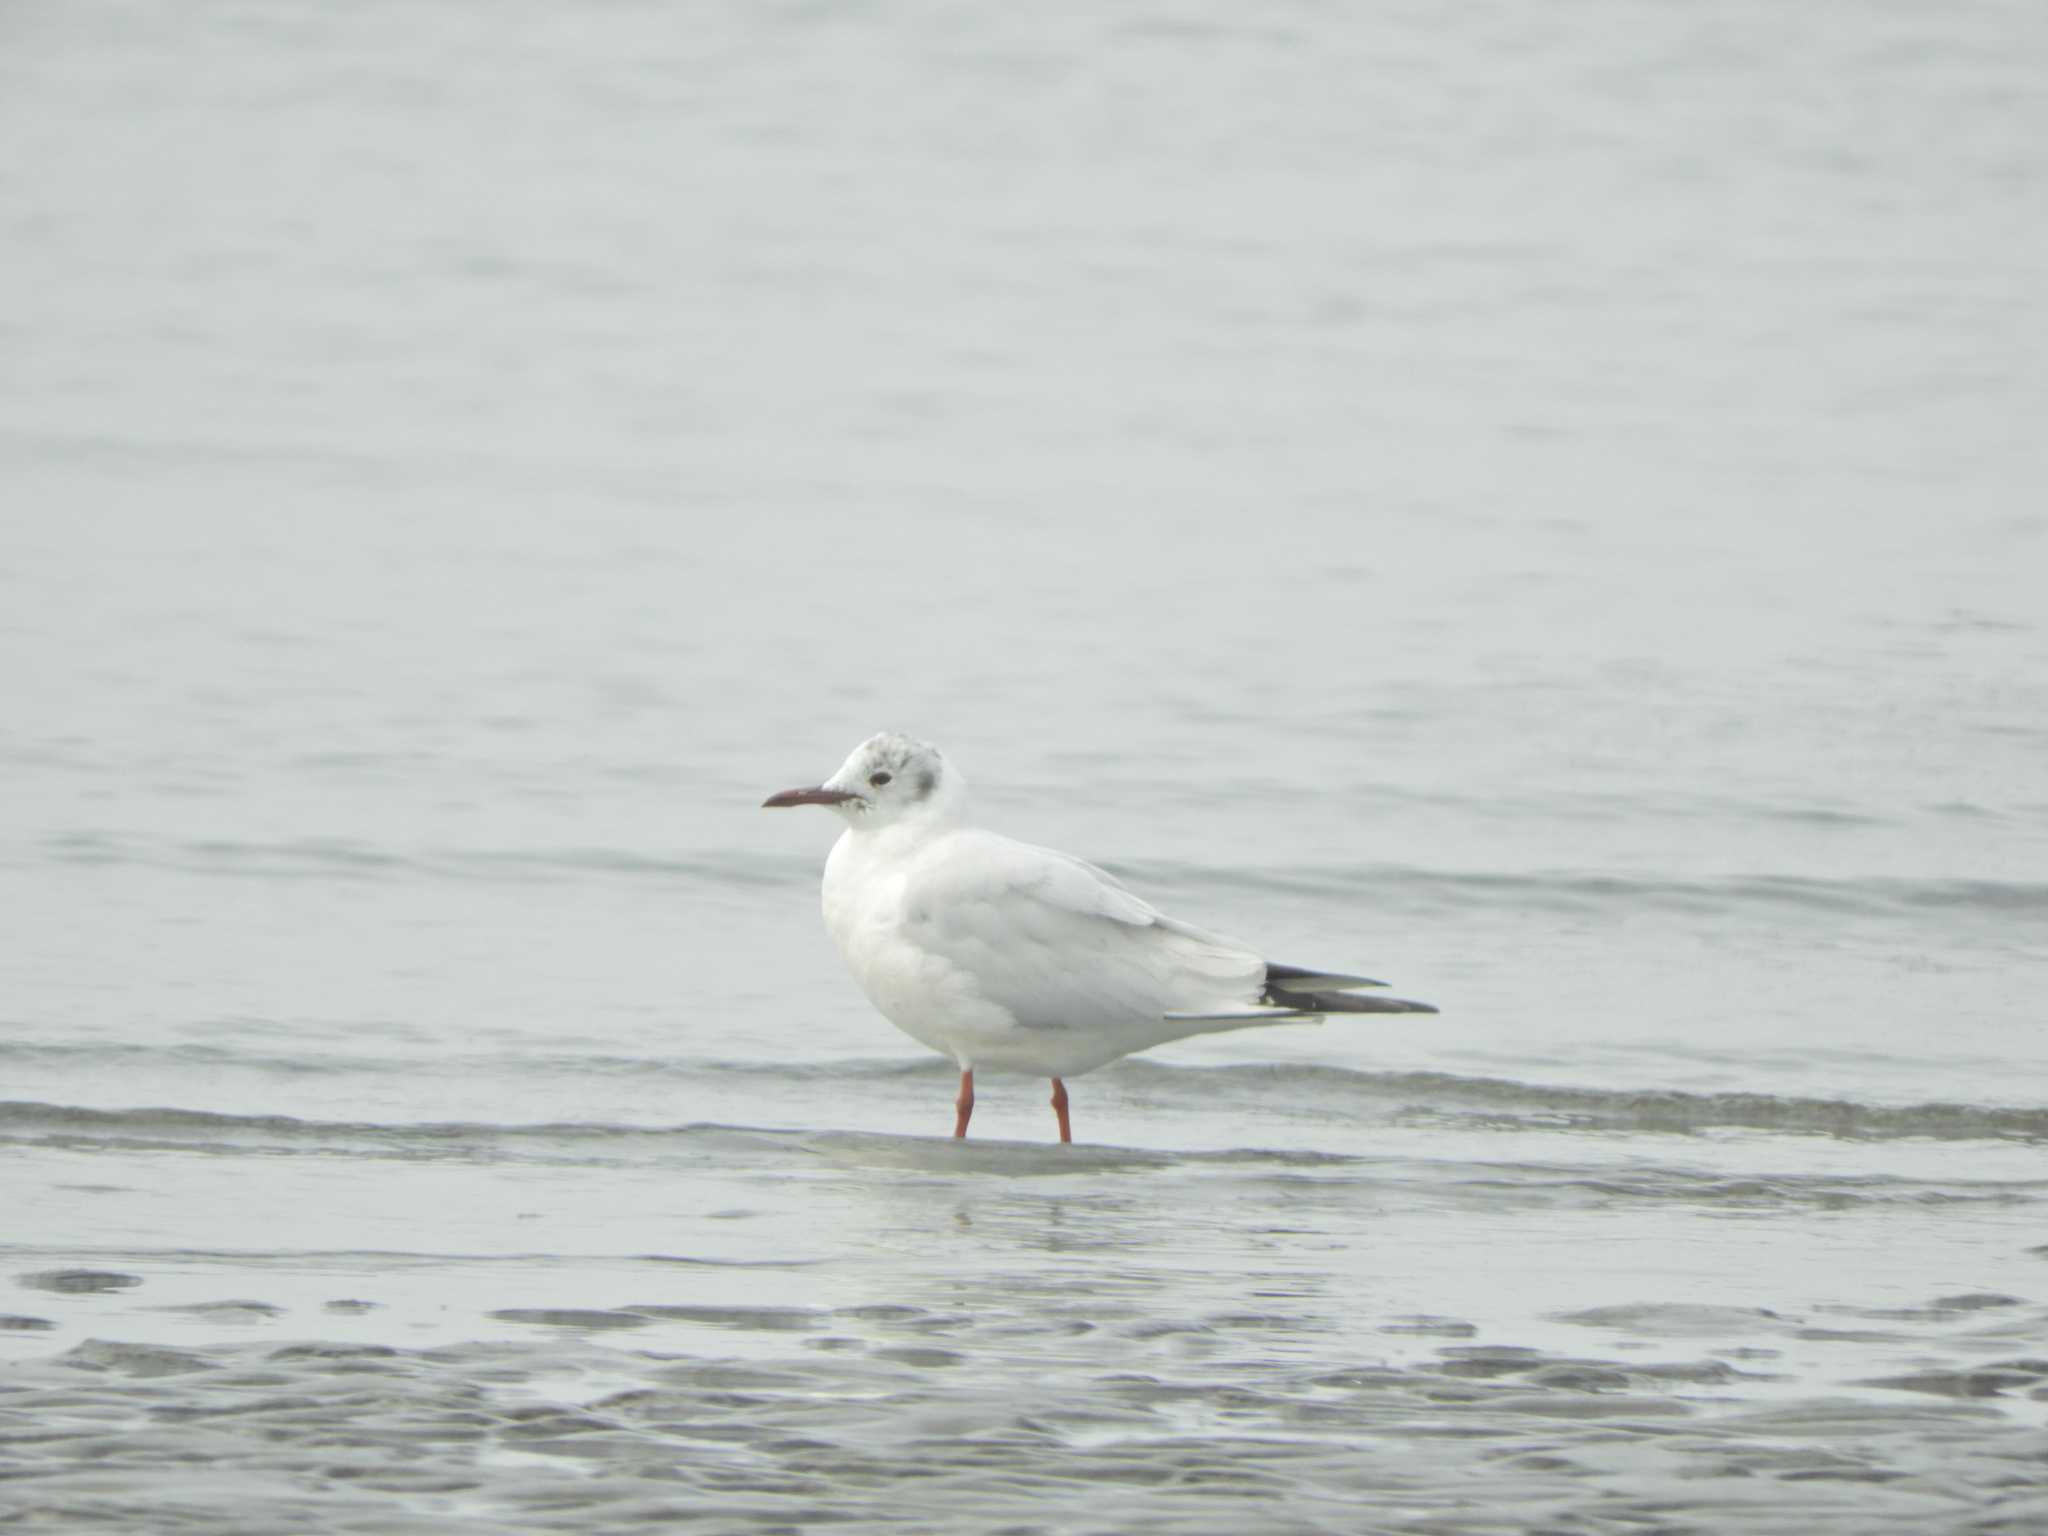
[857,733,943,800]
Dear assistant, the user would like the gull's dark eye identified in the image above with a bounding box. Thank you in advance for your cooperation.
[868,770,893,788]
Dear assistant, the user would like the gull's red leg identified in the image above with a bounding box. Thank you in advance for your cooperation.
[1050,1077,1071,1144]
[953,1068,974,1138]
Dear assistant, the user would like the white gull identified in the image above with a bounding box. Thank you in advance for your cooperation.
[763,732,1436,1143]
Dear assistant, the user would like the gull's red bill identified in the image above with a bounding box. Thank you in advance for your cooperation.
[762,786,862,809]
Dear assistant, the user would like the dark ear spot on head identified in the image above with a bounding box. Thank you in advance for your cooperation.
[916,769,937,798]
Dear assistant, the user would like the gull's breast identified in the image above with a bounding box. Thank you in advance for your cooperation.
[823,842,1014,1061]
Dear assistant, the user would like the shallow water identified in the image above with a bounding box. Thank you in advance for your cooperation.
[4,0,2047,1530]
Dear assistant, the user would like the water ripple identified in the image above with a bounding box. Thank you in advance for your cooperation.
[33,831,2048,924]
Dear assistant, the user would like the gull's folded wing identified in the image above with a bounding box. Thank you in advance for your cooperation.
[901,831,1268,1030]
[900,832,1436,1035]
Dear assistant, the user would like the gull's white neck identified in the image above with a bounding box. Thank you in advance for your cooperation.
[825,779,970,899]
[850,789,969,847]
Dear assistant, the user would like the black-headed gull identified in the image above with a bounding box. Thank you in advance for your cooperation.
[764,732,1436,1144]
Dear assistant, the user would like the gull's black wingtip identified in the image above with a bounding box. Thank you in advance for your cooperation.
[1262,961,1434,1015]
[1263,961,1390,991]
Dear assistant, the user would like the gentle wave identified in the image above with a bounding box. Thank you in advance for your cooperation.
[7,1044,2047,1143]
[8,1052,2048,1156]
[1124,860,2048,920]
[1109,1060,2048,1143]
[0,1100,1264,1178]
[0,1039,942,1083]
[33,830,2047,920]
[5,1099,2042,1212]
[0,1098,760,1148]
[37,831,813,888]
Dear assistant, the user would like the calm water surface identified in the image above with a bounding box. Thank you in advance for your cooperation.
[3,1,2046,1531]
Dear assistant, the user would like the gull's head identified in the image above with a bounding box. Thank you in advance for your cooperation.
[762,732,963,831]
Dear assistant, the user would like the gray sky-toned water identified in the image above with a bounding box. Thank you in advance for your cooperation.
[4,2,2047,1531]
